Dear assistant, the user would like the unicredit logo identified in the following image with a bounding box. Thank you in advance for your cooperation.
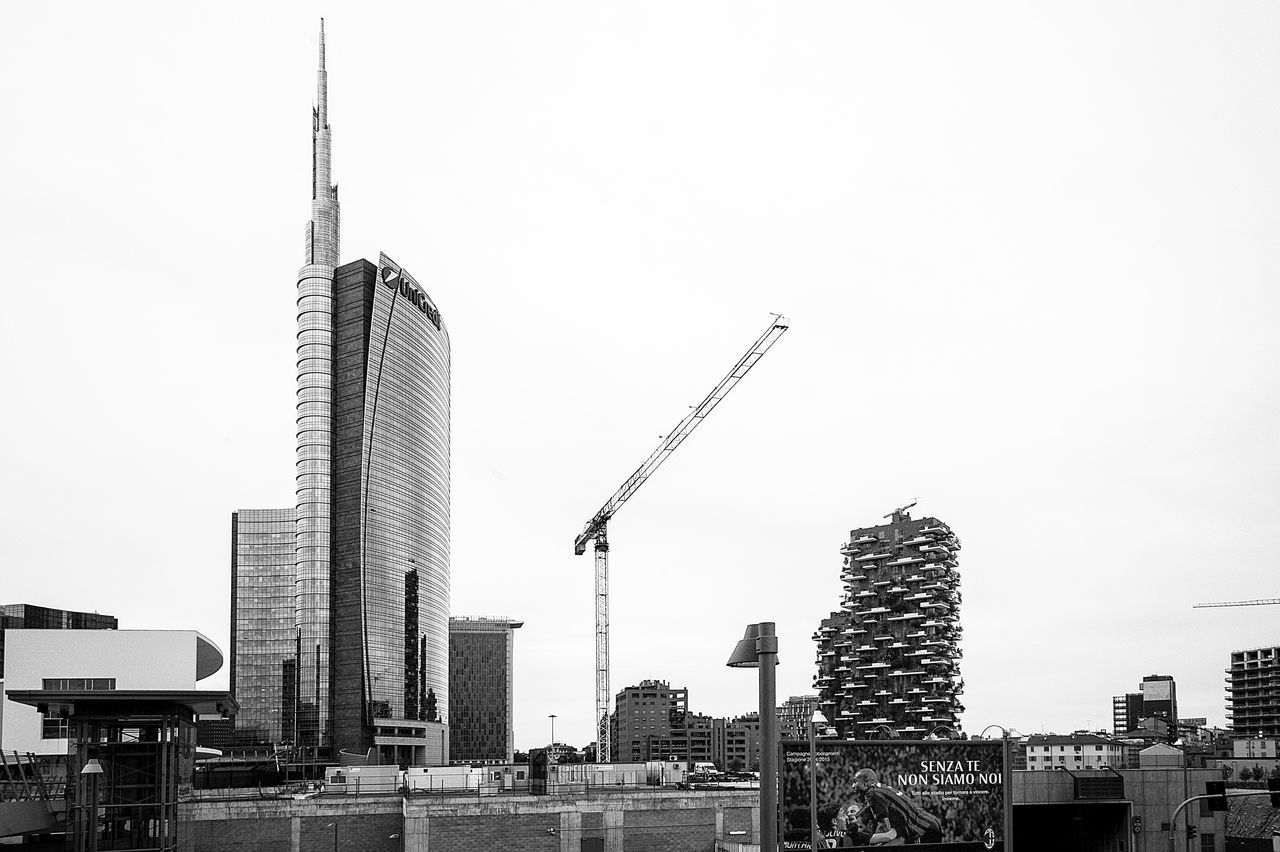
[381,265,442,330]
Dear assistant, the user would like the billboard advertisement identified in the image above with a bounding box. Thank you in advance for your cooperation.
[781,739,1009,850]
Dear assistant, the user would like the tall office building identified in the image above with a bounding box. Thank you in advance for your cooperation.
[448,617,522,764]
[0,604,117,679]
[230,509,296,745]
[1227,647,1280,738]
[812,508,964,738]
[231,23,451,765]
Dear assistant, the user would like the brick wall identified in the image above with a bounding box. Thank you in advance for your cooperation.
[623,806,717,852]
[178,816,291,852]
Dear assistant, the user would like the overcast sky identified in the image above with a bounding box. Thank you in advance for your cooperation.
[3,2,1278,751]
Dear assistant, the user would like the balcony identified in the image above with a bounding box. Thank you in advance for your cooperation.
[855,551,891,561]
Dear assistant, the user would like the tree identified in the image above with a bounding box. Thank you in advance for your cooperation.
[514,751,529,764]
[1240,766,1255,782]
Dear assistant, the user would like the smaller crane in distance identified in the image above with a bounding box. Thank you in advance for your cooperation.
[1193,598,1280,609]
[574,314,790,763]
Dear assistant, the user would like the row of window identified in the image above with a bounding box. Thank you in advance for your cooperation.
[43,677,115,691]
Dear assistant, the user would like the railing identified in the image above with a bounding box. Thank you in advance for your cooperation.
[0,751,65,802]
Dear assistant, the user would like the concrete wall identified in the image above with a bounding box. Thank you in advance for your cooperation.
[1014,767,1227,852]
[179,790,759,852]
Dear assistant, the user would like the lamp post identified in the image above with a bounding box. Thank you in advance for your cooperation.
[325,821,337,852]
[81,758,104,852]
[549,714,557,747]
[727,622,779,852]
[809,710,829,851]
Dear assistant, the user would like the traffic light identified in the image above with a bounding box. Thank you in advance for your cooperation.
[1206,780,1228,812]
[1186,825,1199,840]
[1267,776,1280,808]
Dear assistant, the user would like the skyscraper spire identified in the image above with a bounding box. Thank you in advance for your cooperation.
[308,17,339,266]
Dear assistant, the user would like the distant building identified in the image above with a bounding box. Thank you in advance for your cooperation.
[0,603,116,679]
[229,508,296,746]
[448,617,522,764]
[813,509,964,737]
[609,680,721,766]
[777,694,820,740]
[1112,674,1177,735]
[1228,646,1280,738]
[1234,738,1279,760]
[1024,733,1125,770]
[722,713,762,772]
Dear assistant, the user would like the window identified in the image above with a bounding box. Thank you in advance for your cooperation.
[1199,834,1214,852]
[41,716,68,739]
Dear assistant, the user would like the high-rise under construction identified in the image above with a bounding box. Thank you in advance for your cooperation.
[812,508,964,738]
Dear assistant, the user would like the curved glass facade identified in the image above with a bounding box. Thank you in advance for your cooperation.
[361,253,450,726]
[327,254,450,759]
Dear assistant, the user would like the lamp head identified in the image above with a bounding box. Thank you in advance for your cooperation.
[726,622,779,668]
[81,759,104,776]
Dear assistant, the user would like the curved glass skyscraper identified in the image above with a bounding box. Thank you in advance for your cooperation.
[293,22,451,763]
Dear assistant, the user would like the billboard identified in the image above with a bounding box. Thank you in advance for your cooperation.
[781,739,1009,850]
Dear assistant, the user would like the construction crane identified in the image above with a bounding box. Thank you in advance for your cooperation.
[1193,598,1280,609]
[573,314,790,762]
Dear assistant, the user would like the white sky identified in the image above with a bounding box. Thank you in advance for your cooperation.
[3,2,1278,751]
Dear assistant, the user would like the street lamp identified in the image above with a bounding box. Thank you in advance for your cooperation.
[809,710,829,851]
[81,758,104,852]
[727,622,779,852]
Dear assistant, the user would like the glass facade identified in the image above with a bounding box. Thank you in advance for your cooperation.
[230,508,297,745]
[326,254,450,759]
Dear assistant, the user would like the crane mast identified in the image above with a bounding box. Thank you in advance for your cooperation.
[574,315,790,762]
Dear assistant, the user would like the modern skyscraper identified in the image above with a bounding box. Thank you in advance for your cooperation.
[812,508,964,738]
[230,509,296,746]
[230,23,451,765]
[448,617,522,764]
[1227,647,1280,738]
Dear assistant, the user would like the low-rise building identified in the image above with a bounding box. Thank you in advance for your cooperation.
[1023,733,1125,770]
[2,629,225,759]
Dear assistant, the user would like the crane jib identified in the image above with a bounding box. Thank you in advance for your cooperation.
[571,314,790,762]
